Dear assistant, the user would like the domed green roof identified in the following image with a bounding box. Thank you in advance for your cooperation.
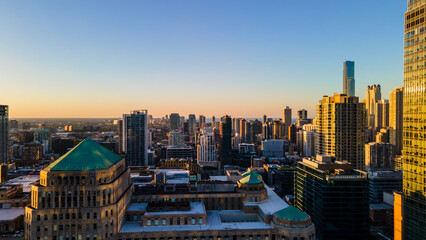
[45,138,123,171]
[274,206,310,221]
[239,170,262,184]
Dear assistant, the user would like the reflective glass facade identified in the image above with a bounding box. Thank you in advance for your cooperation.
[403,0,426,239]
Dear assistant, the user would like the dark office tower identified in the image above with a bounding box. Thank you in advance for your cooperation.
[199,115,206,128]
[245,121,258,143]
[220,115,232,164]
[283,106,292,136]
[343,60,355,96]
[402,2,426,239]
[188,114,196,136]
[0,105,8,164]
[263,115,267,123]
[288,124,297,144]
[295,155,369,240]
[170,113,180,130]
[118,119,124,154]
[123,110,148,166]
[211,116,216,127]
[297,109,307,120]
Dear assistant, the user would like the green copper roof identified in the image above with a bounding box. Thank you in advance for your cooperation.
[45,138,122,171]
[241,169,260,177]
[239,171,262,184]
[274,206,310,221]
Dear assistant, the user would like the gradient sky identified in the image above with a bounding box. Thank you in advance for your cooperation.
[0,0,406,119]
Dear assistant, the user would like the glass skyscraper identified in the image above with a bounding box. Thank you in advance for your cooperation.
[343,61,355,96]
[403,1,426,239]
[123,110,148,166]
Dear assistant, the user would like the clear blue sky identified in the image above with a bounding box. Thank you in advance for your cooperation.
[0,0,406,118]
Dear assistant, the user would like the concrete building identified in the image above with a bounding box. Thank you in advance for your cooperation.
[343,60,355,96]
[197,128,219,167]
[188,114,196,136]
[238,143,255,155]
[365,142,393,171]
[199,115,206,129]
[303,131,316,157]
[34,129,51,154]
[297,109,307,120]
[315,94,366,170]
[375,99,390,130]
[261,140,284,157]
[123,110,149,166]
[164,146,192,160]
[24,138,133,240]
[170,113,180,131]
[389,87,403,155]
[366,85,381,128]
[0,105,8,164]
[295,155,369,240]
[168,130,184,147]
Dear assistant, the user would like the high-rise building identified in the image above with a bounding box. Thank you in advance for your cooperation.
[375,99,390,130]
[170,113,180,130]
[365,142,393,172]
[24,138,133,240]
[197,128,218,166]
[168,130,184,146]
[283,106,292,136]
[188,114,196,136]
[0,105,8,164]
[366,85,382,128]
[288,124,297,144]
[343,60,355,96]
[295,155,369,240]
[316,94,366,170]
[390,87,403,155]
[34,129,51,154]
[402,1,426,239]
[303,131,316,157]
[199,115,206,128]
[239,118,246,142]
[123,110,149,166]
[297,109,307,120]
[245,121,258,143]
[220,115,232,164]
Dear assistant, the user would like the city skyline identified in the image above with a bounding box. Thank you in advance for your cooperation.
[0,1,405,118]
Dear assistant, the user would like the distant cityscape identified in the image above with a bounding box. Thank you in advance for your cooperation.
[0,1,425,240]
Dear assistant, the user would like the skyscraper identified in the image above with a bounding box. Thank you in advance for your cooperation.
[343,60,355,96]
[123,110,148,166]
[402,1,426,239]
[199,115,206,128]
[220,115,232,164]
[390,87,403,155]
[366,85,382,128]
[316,94,366,170]
[297,109,307,120]
[0,105,8,164]
[283,106,292,136]
[375,99,390,130]
[295,155,369,240]
[188,114,196,136]
[170,113,180,130]
[197,128,218,167]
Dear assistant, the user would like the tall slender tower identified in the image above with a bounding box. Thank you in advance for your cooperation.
[402,1,426,239]
[390,87,403,155]
[283,106,292,137]
[170,113,180,130]
[0,105,8,164]
[123,110,148,166]
[366,85,382,128]
[343,61,355,96]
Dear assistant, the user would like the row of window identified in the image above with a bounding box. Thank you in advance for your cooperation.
[145,217,203,226]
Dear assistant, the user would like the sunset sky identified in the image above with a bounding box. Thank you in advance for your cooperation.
[0,0,405,119]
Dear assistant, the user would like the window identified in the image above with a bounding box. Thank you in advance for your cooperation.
[169,219,173,225]
[147,220,151,226]
[191,218,196,225]
[198,218,203,224]
[155,219,159,225]
[162,219,166,225]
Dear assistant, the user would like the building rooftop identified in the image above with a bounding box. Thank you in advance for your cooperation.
[274,206,310,221]
[0,208,24,221]
[244,186,289,216]
[239,170,262,184]
[144,202,205,216]
[44,138,122,171]
[6,175,40,193]
[120,210,272,233]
